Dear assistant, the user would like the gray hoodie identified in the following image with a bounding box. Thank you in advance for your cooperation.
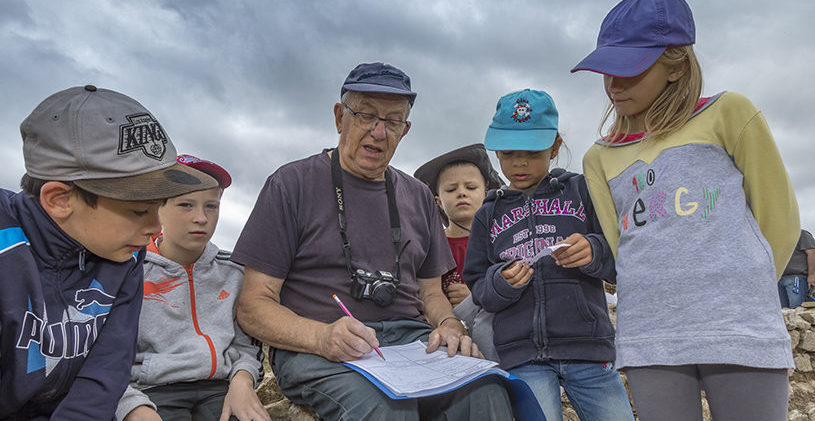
[115,240,263,420]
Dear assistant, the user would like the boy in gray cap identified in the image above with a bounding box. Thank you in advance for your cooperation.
[0,85,218,420]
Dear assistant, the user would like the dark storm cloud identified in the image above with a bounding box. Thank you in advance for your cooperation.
[1,0,813,247]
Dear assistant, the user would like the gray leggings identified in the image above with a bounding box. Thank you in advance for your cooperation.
[624,364,789,421]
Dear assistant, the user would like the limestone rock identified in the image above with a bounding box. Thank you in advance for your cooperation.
[791,330,801,349]
[794,354,813,372]
[800,311,815,324]
[805,402,815,418]
[792,314,812,330]
[801,331,815,352]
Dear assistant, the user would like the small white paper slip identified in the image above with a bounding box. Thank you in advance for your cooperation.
[523,243,571,265]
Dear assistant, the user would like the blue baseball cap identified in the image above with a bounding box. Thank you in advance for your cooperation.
[341,62,417,106]
[484,89,558,151]
[571,0,695,77]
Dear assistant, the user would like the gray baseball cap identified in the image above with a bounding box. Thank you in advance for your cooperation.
[20,85,218,201]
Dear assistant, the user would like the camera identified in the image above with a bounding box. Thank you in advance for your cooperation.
[350,268,400,307]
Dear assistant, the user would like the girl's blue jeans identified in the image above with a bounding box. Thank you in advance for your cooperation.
[508,359,634,421]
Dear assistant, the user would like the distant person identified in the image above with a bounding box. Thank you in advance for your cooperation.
[414,143,504,362]
[778,229,815,308]
[232,62,513,420]
[574,0,799,419]
[0,86,219,419]
[117,155,267,421]
[464,89,633,421]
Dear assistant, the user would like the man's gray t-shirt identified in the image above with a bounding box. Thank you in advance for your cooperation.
[783,230,815,276]
[231,150,455,324]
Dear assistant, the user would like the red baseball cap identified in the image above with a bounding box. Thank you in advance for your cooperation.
[176,154,232,189]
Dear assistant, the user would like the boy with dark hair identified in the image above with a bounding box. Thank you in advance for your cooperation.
[0,85,218,420]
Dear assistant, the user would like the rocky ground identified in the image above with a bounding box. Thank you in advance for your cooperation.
[254,300,815,420]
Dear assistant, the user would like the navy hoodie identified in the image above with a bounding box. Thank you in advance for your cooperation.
[463,169,616,370]
[0,189,143,420]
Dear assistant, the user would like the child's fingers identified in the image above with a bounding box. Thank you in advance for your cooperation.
[507,264,533,286]
[506,260,523,274]
[556,237,593,267]
[446,284,471,306]
[513,267,534,286]
[558,248,591,267]
[500,260,523,280]
[553,234,589,260]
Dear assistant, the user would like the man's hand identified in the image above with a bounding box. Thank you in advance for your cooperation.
[219,371,271,421]
[318,316,381,362]
[501,260,533,287]
[552,233,593,268]
[445,283,471,306]
[426,318,483,358]
[123,406,162,421]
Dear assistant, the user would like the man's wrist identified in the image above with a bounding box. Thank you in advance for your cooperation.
[438,315,467,331]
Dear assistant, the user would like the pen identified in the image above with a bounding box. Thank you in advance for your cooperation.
[332,294,386,361]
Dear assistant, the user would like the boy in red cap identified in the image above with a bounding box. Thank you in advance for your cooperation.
[116,155,268,421]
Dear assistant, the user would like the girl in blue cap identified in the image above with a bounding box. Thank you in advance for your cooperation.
[572,0,798,419]
[463,89,634,421]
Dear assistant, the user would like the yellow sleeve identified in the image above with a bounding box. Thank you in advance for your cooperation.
[583,145,621,259]
[723,94,800,279]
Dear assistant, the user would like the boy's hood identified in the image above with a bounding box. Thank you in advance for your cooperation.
[145,235,223,269]
[484,168,577,203]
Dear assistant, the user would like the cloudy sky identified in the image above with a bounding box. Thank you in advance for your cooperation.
[2,0,813,250]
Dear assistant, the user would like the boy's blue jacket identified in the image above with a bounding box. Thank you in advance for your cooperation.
[0,189,143,420]
[463,169,616,370]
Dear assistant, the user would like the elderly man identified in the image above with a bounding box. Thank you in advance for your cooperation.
[232,63,513,420]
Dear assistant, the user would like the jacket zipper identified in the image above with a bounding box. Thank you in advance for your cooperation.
[184,265,218,379]
[525,196,548,360]
[45,257,77,399]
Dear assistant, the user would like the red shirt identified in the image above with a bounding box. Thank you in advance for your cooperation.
[442,236,469,291]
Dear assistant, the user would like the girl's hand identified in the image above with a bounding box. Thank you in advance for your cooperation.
[552,234,593,268]
[123,406,162,421]
[446,283,471,306]
[501,260,533,287]
[219,370,271,421]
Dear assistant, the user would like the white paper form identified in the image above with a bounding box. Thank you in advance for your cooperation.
[523,243,571,265]
[344,340,503,397]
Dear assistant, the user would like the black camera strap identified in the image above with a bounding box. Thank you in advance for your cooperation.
[330,149,405,282]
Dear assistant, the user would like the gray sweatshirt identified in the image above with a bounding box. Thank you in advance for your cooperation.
[115,241,263,420]
[583,92,798,369]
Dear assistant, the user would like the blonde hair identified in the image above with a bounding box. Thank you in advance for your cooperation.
[601,45,703,143]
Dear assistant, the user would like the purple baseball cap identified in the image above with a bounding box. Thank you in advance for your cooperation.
[571,0,695,77]
[341,62,417,106]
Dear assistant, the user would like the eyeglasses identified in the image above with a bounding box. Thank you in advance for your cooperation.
[342,103,408,134]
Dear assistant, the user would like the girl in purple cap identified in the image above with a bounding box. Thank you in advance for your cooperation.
[573,0,798,419]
